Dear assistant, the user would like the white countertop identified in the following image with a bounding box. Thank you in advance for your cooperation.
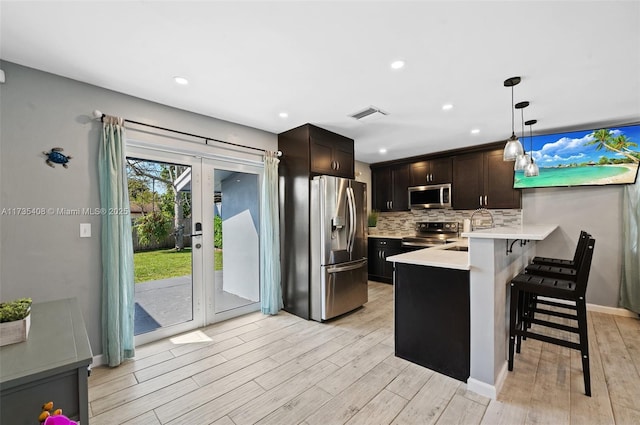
[367,233,410,239]
[460,224,558,240]
[386,241,470,271]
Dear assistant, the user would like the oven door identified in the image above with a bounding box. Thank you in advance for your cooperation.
[401,240,438,252]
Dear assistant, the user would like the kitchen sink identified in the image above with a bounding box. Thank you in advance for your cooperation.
[442,245,469,252]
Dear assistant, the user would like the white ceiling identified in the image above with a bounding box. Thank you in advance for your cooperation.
[1,1,639,164]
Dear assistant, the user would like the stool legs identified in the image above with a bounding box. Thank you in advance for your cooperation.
[508,282,518,371]
[508,284,592,397]
[576,297,591,396]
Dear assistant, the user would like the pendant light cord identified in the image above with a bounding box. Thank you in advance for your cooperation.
[511,87,515,136]
[521,108,525,154]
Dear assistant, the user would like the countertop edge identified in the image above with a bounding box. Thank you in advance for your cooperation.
[386,241,470,270]
[460,224,558,240]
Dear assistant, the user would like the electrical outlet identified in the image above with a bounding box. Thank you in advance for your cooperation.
[80,223,91,238]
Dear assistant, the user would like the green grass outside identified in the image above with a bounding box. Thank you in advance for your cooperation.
[133,248,223,283]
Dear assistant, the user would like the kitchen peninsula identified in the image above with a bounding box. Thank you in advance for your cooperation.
[387,224,557,399]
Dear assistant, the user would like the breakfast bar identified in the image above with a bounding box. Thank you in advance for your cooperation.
[387,224,557,399]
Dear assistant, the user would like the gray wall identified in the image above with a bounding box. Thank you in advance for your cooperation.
[0,61,276,356]
[522,185,624,307]
[221,172,259,230]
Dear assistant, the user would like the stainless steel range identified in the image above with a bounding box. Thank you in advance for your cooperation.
[401,221,459,250]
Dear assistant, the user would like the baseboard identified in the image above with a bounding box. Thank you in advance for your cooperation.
[537,297,639,318]
[586,303,639,318]
[91,353,106,368]
[467,376,498,400]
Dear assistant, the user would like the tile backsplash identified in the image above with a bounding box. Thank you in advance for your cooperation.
[371,209,522,235]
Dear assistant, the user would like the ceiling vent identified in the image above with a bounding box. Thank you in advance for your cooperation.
[349,106,389,120]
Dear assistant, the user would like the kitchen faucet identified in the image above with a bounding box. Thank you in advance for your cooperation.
[470,208,495,230]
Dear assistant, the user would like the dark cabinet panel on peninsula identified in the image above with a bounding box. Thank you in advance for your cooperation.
[368,237,402,284]
[372,164,410,212]
[394,263,470,382]
[452,149,521,209]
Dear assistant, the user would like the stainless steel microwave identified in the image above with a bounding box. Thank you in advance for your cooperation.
[408,183,452,209]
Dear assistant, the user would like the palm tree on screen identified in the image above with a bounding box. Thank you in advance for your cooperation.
[585,129,639,163]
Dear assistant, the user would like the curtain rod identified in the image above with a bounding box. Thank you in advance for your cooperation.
[93,110,281,157]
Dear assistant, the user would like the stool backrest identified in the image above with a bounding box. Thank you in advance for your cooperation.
[575,237,596,296]
[572,230,590,264]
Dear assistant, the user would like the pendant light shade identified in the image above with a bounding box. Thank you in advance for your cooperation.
[524,119,540,177]
[524,159,540,177]
[504,136,524,161]
[514,101,530,170]
[503,77,524,161]
[514,152,531,171]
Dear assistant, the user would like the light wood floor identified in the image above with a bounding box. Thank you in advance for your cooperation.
[88,281,640,425]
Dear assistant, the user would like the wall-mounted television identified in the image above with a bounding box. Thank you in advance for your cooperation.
[514,123,640,189]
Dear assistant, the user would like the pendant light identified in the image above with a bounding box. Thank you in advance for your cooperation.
[503,76,524,161]
[514,101,531,171]
[524,119,540,177]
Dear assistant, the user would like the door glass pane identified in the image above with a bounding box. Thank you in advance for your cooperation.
[126,158,194,335]
[214,169,260,313]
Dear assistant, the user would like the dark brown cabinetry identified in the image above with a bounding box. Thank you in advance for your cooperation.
[371,164,410,212]
[278,123,354,180]
[452,149,521,209]
[309,126,354,179]
[368,237,403,284]
[410,157,452,186]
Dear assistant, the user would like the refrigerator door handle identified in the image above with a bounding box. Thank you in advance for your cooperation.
[326,258,367,274]
[346,186,356,253]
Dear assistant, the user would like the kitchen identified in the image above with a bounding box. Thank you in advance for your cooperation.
[1,1,640,424]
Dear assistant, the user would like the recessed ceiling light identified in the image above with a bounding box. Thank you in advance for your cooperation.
[390,60,405,70]
[379,148,388,154]
[279,112,288,118]
[173,76,189,85]
[442,104,453,111]
[471,129,480,134]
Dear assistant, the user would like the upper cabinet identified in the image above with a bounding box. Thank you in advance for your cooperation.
[372,164,410,212]
[409,157,452,186]
[309,126,354,179]
[279,123,354,180]
[452,149,521,209]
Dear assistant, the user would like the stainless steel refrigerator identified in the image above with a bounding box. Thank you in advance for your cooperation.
[309,176,368,321]
[280,171,368,322]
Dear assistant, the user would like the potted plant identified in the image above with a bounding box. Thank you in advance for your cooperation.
[367,210,379,228]
[0,297,32,346]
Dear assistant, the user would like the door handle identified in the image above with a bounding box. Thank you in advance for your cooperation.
[346,187,356,253]
[326,259,368,274]
[185,222,203,238]
[484,195,488,206]
[479,195,483,206]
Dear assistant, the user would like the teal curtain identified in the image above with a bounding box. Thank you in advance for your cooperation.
[98,116,135,366]
[620,179,640,314]
[260,151,283,315]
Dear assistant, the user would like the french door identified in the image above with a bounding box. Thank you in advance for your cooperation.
[127,145,262,346]
[202,159,262,323]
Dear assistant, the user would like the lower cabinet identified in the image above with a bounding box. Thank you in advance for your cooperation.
[394,263,470,382]
[368,237,403,284]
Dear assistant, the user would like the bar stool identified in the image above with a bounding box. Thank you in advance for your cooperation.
[521,231,591,328]
[530,230,589,269]
[508,236,596,396]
